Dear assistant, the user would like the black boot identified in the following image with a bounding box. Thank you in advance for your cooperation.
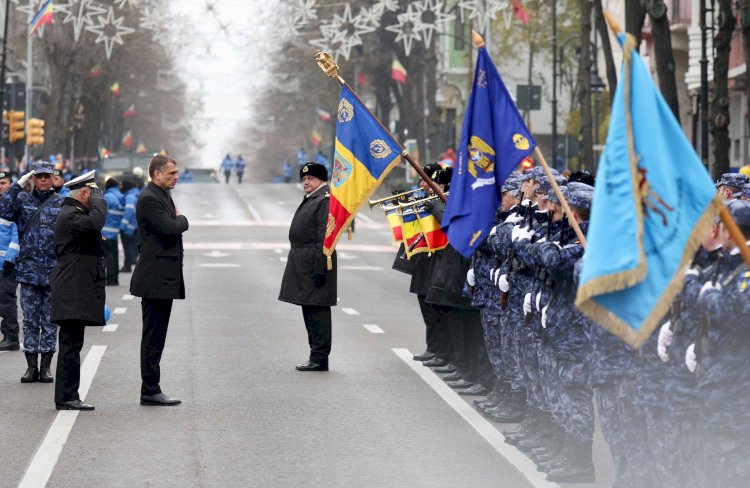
[546,439,595,483]
[486,389,526,423]
[38,352,54,383]
[21,353,38,383]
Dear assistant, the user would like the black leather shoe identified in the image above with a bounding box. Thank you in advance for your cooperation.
[412,351,436,362]
[442,371,464,382]
[140,392,182,406]
[422,357,447,367]
[458,384,489,396]
[434,364,457,374]
[446,379,474,389]
[295,361,329,372]
[56,400,95,411]
[0,337,19,351]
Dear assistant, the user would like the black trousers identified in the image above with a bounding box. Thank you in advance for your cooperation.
[103,238,119,285]
[55,321,86,404]
[417,295,440,354]
[445,308,494,387]
[301,305,331,364]
[428,303,455,362]
[141,298,173,395]
[0,269,18,340]
[120,232,138,269]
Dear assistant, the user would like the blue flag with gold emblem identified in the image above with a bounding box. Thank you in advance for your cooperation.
[575,34,721,349]
[442,47,535,257]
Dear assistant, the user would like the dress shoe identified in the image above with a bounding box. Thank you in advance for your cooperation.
[140,392,182,406]
[56,400,95,411]
[412,351,436,362]
[442,371,464,382]
[422,357,447,367]
[434,364,457,374]
[458,384,489,396]
[446,378,474,390]
[295,361,329,372]
[0,337,19,351]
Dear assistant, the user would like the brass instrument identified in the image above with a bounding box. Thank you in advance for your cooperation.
[368,188,423,209]
[397,192,448,216]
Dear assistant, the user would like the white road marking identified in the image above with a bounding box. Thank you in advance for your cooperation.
[122,294,135,301]
[187,220,388,229]
[392,348,562,488]
[279,257,288,263]
[113,307,127,315]
[102,323,119,332]
[342,308,360,315]
[363,324,384,334]
[337,252,358,260]
[340,266,383,271]
[273,249,283,254]
[184,242,394,253]
[356,212,375,224]
[246,203,262,221]
[199,263,241,268]
[203,250,232,258]
[19,345,107,488]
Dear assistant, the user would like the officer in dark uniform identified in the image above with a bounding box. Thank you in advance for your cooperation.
[279,162,337,372]
[50,170,106,411]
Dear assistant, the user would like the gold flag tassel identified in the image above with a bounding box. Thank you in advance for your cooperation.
[347,227,353,240]
[326,255,333,271]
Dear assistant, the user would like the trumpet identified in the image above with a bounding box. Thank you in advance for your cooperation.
[368,188,423,209]
[397,192,447,210]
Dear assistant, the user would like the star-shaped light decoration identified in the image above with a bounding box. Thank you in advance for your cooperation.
[458,0,507,34]
[311,3,374,61]
[114,0,139,10]
[85,6,135,59]
[139,4,169,47]
[358,4,384,29]
[374,0,399,12]
[291,0,317,27]
[385,3,423,56]
[57,0,106,42]
[413,0,456,49]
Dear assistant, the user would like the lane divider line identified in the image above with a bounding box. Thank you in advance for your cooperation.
[122,294,135,301]
[363,324,384,334]
[113,307,127,315]
[19,345,107,488]
[392,348,561,488]
[278,257,288,263]
[341,308,360,315]
[102,324,119,332]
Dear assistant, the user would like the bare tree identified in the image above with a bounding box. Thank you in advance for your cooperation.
[710,0,735,179]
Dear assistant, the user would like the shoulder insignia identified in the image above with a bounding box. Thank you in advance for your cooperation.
[325,192,330,198]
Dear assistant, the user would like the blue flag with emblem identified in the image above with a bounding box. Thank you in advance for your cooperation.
[441,46,535,257]
[575,33,722,349]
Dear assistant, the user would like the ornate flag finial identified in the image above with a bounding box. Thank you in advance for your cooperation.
[315,50,339,79]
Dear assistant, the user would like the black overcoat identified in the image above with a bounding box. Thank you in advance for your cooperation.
[425,243,475,310]
[51,197,107,325]
[130,182,189,299]
[278,184,337,306]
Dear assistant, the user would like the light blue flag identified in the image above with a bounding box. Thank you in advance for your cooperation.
[575,34,721,349]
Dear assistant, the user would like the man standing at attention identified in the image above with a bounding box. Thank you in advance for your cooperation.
[51,170,106,411]
[0,161,64,383]
[130,155,188,406]
[279,162,336,372]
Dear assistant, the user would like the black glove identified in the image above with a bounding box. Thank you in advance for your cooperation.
[3,260,14,274]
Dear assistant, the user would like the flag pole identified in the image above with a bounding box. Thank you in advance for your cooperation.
[533,147,588,247]
[315,51,446,203]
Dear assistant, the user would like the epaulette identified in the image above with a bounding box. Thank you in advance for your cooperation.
[325,192,330,198]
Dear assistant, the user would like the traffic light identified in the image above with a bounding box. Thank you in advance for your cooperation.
[27,118,44,146]
[520,157,534,171]
[8,111,25,144]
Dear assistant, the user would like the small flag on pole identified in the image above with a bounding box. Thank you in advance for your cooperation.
[122,130,133,150]
[315,108,331,121]
[391,60,407,85]
[29,0,54,36]
[123,103,135,119]
[310,130,322,146]
[110,82,121,97]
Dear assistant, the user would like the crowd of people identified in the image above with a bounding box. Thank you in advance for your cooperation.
[396,164,750,486]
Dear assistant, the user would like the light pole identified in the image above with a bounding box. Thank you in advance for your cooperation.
[552,36,580,169]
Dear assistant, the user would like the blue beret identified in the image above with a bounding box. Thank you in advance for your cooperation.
[716,173,749,189]
[727,200,750,227]
[32,161,54,174]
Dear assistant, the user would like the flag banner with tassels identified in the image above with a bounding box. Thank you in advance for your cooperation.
[323,85,402,266]
[575,33,722,349]
[417,209,448,252]
[401,211,429,258]
[385,207,403,243]
[441,45,535,258]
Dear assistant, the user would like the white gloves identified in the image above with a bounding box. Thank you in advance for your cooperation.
[685,343,697,373]
[467,268,476,287]
[521,199,531,207]
[657,321,673,363]
[523,293,532,314]
[512,226,535,241]
[17,172,32,187]
[699,281,721,297]
[535,292,542,311]
[684,267,699,278]
[489,225,499,238]
[498,274,509,292]
[504,213,523,224]
[541,305,549,328]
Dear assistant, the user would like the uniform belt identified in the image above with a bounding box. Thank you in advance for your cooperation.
[290,243,322,249]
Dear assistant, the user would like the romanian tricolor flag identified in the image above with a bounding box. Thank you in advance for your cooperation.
[122,130,133,150]
[135,142,147,154]
[29,0,54,36]
[385,208,403,243]
[315,107,331,121]
[123,103,136,119]
[110,82,121,97]
[88,64,104,78]
[401,211,429,258]
[310,130,322,146]
[323,85,402,265]
[391,60,407,85]
[417,210,448,252]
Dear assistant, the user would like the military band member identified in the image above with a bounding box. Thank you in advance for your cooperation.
[279,162,337,372]
[50,170,106,411]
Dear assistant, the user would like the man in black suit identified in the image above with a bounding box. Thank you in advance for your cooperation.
[130,155,189,406]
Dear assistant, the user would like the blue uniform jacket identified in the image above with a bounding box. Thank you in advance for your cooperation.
[103,187,125,240]
[0,184,64,285]
[0,216,20,266]
[120,188,139,237]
